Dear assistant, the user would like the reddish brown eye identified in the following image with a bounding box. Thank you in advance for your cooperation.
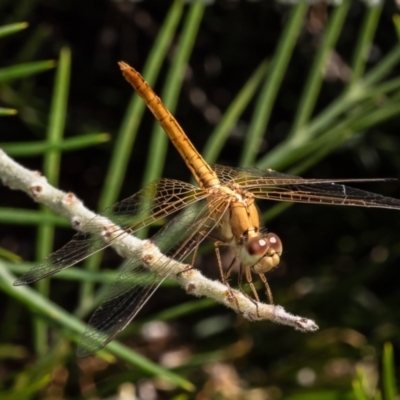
[246,236,268,256]
[266,232,282,256]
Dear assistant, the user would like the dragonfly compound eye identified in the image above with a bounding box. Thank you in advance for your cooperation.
[246,237,269,257]
[250,233,283,274]
[265,232,283,256]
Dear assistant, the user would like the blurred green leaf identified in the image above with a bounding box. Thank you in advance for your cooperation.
[1,2,400,398]
[240,2,308,166]
[285,391,352,400]
[0,247,21,262]
[203,59,269,163]
[0,60,56,83]
[352,368,370,400]
[383,342,397,400]
[0,263,195,391]
[0,107,17,115]
[0,133,110,156]
[0,22,28,38]
[0,208,68,226]
[393,15,400,42]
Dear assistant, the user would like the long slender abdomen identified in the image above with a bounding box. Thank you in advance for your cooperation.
[118,62,220,189]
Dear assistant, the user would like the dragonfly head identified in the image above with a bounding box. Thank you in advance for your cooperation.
[246,232,282,274]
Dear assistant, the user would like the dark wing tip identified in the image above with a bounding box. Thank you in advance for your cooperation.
[76,346,92,358]
[76,335,106,358]
[14,270,45,286]
[13,276,31,286]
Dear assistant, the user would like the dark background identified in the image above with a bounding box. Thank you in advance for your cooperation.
[1,1,400,398]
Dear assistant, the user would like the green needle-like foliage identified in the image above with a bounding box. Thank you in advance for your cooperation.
[1,1,400,398]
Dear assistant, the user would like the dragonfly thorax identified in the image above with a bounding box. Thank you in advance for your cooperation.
[211,185,260,243]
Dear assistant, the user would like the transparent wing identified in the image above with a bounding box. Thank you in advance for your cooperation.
[213,164,400,210]
[15,179,208,285]
[77,196,229,357]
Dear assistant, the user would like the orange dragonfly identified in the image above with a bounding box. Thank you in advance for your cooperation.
[15,62,400,356]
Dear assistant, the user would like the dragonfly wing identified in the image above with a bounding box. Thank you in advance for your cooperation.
[213,164,313,185]
[213,164,400,210]
[77,196,230,356]
[212,164,242,184]
[15,179,208,285]
[76,251,162,357]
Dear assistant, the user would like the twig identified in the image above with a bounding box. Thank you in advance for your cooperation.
[0,148,319,332]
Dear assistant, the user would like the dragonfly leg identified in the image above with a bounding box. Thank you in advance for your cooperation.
[176,231,204,278]
[214,241,230,286]
[245,266,261,304]
[225,255,237,280]
[214,241,240,309]
[238,264,259,306]
[240,266,260,317]
[258,273,274,305]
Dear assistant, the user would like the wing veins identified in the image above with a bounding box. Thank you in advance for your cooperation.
[250,186,400,209]
[15,180,208,285]
[77,196,230,356]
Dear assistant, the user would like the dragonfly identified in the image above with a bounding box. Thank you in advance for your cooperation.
[14,62,400,357]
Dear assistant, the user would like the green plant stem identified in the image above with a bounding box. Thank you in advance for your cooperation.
[202,60,269,163]
[383,342,397,400]
[0,21,28,38]
[289,0,350,138]
[0,264,194,391]
[0,208,68,226]
[240,3,308,167]
[0,60,56,82]
[348,6,381,88]
[34,47,70,356]
[1,133,110,156]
